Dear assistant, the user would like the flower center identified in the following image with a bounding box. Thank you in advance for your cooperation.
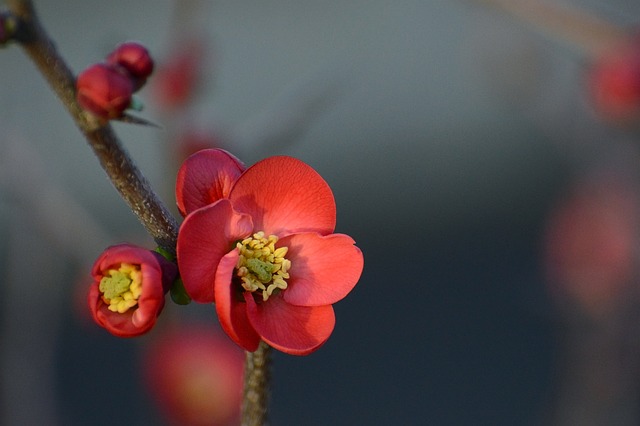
[235,231,291,301]
[99,263,143,313]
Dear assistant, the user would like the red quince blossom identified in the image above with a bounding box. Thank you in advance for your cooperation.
[176,149,364,355]
[88,244,177,337]
[76,62,134,120]
[106,41,154,90]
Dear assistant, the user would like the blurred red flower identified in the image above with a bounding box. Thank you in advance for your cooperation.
[176,150,364,355]
[153,37,206,111]
[88,244,177,337]
[143,325,244,426]
[544,175,640,316]
[587,36,640,125]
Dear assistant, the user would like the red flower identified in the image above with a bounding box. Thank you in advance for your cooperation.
[106,41,154,90]
[76,63,134,120]
[142,325,244,426]
[88,244,177,337]
[176,149,364,355]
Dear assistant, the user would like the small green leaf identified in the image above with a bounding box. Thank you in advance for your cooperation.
[170,278,191,305]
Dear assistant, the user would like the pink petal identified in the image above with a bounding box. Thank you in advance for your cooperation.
[246,294,335,355]
[215,250,261,351]
[280,233,363,306]
[229,156,336,236]
[177,199,253,303]
[176,149,245,216]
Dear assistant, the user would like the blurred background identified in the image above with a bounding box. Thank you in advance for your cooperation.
[3,0,640,424]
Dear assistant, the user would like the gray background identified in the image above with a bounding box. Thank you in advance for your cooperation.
[2,0,640,424]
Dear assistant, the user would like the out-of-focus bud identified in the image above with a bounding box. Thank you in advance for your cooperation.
[587,36,640,126]
[107,41,154,90]
[174,129,223,164]
[544,174,640,317]
[142,325,244,426]
[76,63,134,120]
[153,37,206,111]
[0,11,17,45]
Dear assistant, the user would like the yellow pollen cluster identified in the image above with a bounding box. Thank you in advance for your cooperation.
[99,263,143,313]
[236,231,291,301]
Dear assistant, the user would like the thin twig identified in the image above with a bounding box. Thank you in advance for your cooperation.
[242,342,272,426]
[475,0,629,58]
[6,0,179,254]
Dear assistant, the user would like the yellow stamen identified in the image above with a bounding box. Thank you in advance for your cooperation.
[235,232,291,301]
[99,262,143,313]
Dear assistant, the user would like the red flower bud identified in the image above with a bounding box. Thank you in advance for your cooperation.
[76,63,134,120]
[88,244,178,337]
[107,41,154,90]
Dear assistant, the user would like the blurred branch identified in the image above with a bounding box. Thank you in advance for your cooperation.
[5,0,179,254]
[475,0,629,58]
[0,132,114,264]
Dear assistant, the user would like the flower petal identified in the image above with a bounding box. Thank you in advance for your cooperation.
[89,285,156,337]
[246,294,335,355]
[176,149,245,216]
[215,250,261,351]
[177,199,253,303]
[280,233,363,306]
[229,156,336,236]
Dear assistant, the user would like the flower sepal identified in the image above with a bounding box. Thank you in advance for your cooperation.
[169,278,192,305]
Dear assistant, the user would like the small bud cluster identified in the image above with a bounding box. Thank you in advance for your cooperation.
[76,41,154,120]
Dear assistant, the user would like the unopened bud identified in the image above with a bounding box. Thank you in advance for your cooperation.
[107,41,154,90]
[76,63,134,120]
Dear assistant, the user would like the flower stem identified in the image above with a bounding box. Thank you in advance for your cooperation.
[242,341,272,426]
[5,0,179,254]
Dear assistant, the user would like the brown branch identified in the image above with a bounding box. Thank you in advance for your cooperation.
[242,342,272,426]
[475,0,629,58]
[7,3,270,425]
[6,0,179,254]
